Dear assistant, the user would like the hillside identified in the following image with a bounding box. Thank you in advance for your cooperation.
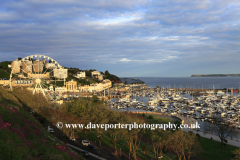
[67,68,121,84]
[0,61,11,79]
[0,60,121,84]
[0,87,84,160]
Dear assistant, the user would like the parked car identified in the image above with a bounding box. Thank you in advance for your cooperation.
[82,140,90,146]
[47,126,54,133]
[88,144,96,149]
[80,150,89,157]
[69,137,75,141]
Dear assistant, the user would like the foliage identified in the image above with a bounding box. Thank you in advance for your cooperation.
[168,130,201,160]
[142,114,173,124]
[151,129,171,159]
[103,70,121,83]
[61,97,107,140]
[148,115,154,119]
[77,78,91,86]
[174,120,181,130]
[91,95,99,103]
[0,87,82,160]
[0,69,10,78]
[232,148,240,160]
[196,133,200,139]
[85,69,96,77]
[49,81,64,87]
[0,61,11,71]
[204,117,235,148]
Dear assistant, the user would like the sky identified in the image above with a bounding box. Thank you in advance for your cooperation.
[0,0,240,77]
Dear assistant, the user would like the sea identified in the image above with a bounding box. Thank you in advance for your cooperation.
[120,77,240,89]
[116,77,240,140]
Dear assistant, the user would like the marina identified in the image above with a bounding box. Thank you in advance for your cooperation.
[109,88,240,141]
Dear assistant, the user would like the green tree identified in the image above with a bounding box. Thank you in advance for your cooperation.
[142,146,149,160]
[108,111,125,155]
[151,130,171,159]
[232,148,240,160]
[122,112,145,160]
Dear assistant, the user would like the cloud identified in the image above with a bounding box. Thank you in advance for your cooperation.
[1,0,240,76]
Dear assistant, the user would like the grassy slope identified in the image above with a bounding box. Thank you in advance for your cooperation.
[0,87,84,160]
[199,136,237,160]
[141,113,237,160]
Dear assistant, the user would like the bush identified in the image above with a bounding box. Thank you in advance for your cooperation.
[40,153,65,160]
[196,133,200,139]
[142,113,145,117]
[148,115,154,119]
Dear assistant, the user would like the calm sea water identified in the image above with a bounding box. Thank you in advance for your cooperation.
[121,77,240,89]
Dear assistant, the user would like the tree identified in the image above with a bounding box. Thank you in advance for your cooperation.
[49,107,82,142]
[204,117,234,148]
[151,130,171,159]
[104,70,110,75]
[62,98,95,140]
[108,111,124,155]
[232,148,240,160]
[229,126,239,140]
[91,95,99,104]
[185,132,202,160]
[174,120,181,130]
[93,106,110,148]
[122,112,145,160]
[168,130,190,160]
[142,146,149,160]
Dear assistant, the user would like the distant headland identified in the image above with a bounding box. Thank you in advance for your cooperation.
[191,74,240,77]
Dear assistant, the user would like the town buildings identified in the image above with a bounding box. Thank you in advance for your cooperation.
[66,79,77,91]
[74,71,86,79]
[78,79,112,92]
[53,68,68,79]
[91,71,103,81]
[27,72,50,79]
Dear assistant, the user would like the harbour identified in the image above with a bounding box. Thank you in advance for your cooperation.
[109,87,240,141]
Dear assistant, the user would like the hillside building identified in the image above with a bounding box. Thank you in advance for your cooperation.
[53,68,68,79]
[74,71,86,79]
[32,60,43,72]
[11,60,21,73]
[91,71,103,81]
[27,72,50,79]
[78,79,112,92]
[22,60,32,73]
[45,63,58,69]
[66,80,77,91]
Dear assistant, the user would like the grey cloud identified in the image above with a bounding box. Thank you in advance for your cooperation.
[1,0,240,76]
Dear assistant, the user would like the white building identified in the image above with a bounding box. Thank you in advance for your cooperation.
[91,71,103,81]
[74,71,86,79]
[55,87,67,92]
[14,80,32,84]
[78,79,112,92]
[53,68,68,79]
[45,63,58,69]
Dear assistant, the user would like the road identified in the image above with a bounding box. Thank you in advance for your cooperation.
[67,140,118,160]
